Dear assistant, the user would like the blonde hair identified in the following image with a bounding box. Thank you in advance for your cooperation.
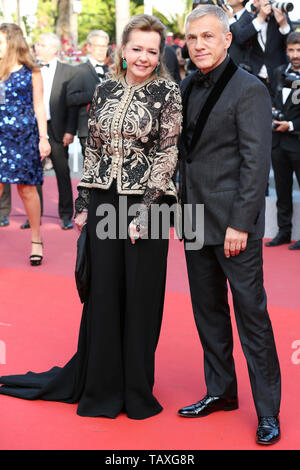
[111,14,169,80]
[0,23,38,81]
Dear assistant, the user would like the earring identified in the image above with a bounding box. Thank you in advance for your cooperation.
[122,58,127,70]
[155,63,160,76]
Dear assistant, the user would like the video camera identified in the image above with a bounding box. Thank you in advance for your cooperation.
[272,109,285,130]
[280,71,300,88]
[268,1,294,13]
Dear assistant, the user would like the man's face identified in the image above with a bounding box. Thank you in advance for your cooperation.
[254,0,268,11]
[287,43,300,70]
[35,37,58,63]
[87,35,109,63]
[227,0,244,8]
[186,15,232,74]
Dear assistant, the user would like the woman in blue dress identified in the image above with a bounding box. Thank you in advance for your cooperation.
[0,23,51,265]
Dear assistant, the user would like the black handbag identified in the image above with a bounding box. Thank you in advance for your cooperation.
[75,224,90,303]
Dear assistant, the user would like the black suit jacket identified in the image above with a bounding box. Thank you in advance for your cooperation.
[49,61,78,142]
[164,45,181,84]
[235,13,292,89]
[179,64,272,245]
[229,9,253,67]
[67,60,104,138]
[272,64,300,153]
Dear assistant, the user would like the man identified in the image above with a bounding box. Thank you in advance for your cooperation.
[181,0,215,73]
[67,30,109,159]
[178,5,281,445]
[20,33,77,230]
[0,183,10,226]
[221,0,253,67]
[234,0,292,93]
[265,32,300,250]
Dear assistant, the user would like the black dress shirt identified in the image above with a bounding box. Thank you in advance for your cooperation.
[186,55,230,147]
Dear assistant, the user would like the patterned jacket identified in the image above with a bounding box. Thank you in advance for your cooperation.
[75,75,182,216]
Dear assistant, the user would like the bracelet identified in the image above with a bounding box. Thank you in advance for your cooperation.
[40,135,49,140]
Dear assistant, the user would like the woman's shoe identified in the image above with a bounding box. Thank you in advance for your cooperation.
[30,240,43,266]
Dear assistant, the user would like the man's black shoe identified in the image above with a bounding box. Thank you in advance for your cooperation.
[256,416,280,445]
[0,216,9,227]
[178,395,238,418]
[288,240,300,250]
[20,219,30,229]
[265,232,291,247]
[62,218,73,230]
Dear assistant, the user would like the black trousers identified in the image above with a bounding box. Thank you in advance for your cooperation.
[0,184,169,420]
[271,146,300,234]
[47,121,73,220]
[185,240,281,417]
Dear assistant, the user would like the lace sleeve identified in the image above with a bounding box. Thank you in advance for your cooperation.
[133,83,182,231]
[80,85,102,183]
[74,187,90,217]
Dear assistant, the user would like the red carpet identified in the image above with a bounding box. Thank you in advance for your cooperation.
[0,177,299,450]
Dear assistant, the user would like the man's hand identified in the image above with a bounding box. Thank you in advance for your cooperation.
[257,2,272,23]
[273,120,290,132]
[273,7,288,28]
[224,227,248,258]
[220,4,234,19]
[63,133,74,147]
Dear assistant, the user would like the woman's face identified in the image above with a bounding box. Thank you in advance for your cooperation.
[0,32,8,60]
[121,29,161,85]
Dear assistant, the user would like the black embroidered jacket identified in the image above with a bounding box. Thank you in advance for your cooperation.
[74,76,182,216]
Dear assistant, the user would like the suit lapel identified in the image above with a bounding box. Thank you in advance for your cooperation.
[180,73,197,154]
[50,60,62,106]
[87,60,99,82]
[189,59,238,153]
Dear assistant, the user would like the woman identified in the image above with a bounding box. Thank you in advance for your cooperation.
[0,15,182,420]
[0,23,51,265]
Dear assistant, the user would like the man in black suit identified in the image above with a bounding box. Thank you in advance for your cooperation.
[234,0,293,93]
[32,33,77,230]
[67,30,110,159]
[221,0,253,67]
[178,5,281,445]
[265,32,300,250]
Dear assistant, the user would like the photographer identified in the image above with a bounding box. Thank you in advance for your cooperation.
[220,0,254,67]
[234,0,293,93]
[265,31,300,250]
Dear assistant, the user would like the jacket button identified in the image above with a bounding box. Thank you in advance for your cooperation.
[186,158,192,164]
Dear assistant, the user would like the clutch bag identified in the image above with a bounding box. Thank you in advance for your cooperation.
[75,224,90,303]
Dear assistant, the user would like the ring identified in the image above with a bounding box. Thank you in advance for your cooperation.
[133,234,139,240]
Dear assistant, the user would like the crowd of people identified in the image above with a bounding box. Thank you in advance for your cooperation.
[0,0,299,446]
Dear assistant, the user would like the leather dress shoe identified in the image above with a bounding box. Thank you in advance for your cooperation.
[256,416,280,445]
[265,232,291,247]
[62,218,73,230]
[178,395,238,418]
[288,240,300,250]
[0,216,9,227]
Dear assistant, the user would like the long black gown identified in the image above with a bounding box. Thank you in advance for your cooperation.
[0,184,169,419]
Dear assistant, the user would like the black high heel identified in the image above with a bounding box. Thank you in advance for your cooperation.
[30,240,43,266]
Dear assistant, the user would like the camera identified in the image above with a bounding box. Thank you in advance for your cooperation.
[216,0,228,7]
[272,109,285,130]
[269,1,294,13]
[281,71,300,88]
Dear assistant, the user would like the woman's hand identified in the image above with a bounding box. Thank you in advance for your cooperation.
[39,138,51,161]
[128,220,148,245]
[74,211,88,231]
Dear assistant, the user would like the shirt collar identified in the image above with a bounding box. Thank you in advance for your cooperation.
[89,57,105,68]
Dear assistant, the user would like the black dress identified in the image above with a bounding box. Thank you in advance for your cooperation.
[0,76,182,419]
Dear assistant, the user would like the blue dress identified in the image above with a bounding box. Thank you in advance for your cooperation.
[0,65,43,185]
